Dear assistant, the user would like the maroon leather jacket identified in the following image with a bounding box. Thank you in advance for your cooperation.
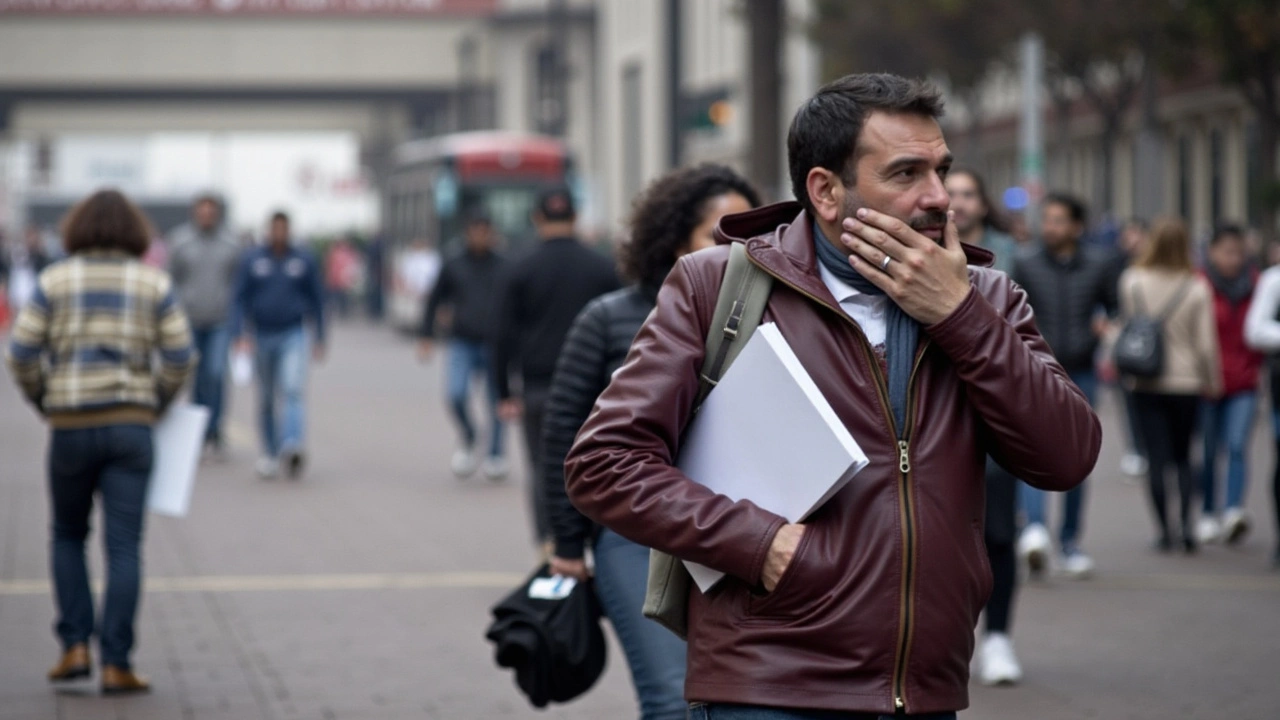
[564,204,1100,715]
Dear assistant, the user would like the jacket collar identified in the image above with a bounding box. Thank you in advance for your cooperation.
[715,201,995,306]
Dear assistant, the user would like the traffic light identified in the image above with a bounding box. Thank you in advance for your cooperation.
[682,89,733,133]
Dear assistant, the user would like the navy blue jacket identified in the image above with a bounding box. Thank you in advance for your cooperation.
[230,244,326,343]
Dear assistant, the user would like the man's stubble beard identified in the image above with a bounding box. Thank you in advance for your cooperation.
[841,190,949,246]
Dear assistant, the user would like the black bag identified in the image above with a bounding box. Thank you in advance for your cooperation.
[485,564,607,708]
[1114,280,1193,379]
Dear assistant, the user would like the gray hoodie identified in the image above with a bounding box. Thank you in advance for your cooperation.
[167,222,242,328]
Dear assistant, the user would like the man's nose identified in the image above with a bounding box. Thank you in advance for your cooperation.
[921,173,950,211]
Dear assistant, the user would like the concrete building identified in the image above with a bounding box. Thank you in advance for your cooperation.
[0,0,820,237]
[959,71,1275,243]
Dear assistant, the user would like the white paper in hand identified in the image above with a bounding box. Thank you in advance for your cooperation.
[147,404,210,517]
[677,323,869,592]
[231,350,253,388]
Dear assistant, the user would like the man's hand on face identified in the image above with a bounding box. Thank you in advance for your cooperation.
[840,208,972,326]
[762,523,806,592]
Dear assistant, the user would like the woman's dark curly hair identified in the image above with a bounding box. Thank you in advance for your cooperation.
[620,164,761,287]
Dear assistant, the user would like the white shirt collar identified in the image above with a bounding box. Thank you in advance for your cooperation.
[818,260,864,304]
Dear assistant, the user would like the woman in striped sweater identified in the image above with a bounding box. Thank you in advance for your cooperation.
[5,189,196,694]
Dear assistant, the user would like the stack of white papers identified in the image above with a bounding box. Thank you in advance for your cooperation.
[678,323,868,592]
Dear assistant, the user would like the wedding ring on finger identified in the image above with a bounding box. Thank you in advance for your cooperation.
[879,254,893,271]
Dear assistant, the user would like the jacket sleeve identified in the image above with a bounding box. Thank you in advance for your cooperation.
[228,254,252,339]
[1245,269,1280,353]
[541,301,610,560]
[307,254,327,345]
[925,276,1102,491]
[1100,252,1121,318]
[1192,280,1223,397]
[421,262,451,339]
[564,256,786,586]
[4,278,51,408]
[489,266,521,401]
[154,278,197,411]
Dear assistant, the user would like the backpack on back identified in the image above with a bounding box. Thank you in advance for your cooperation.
[1114,279,1193,379]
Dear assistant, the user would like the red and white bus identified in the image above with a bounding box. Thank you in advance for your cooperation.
[384,131,574,331]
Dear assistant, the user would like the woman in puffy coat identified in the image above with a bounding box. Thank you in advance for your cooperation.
[541,164,759,720]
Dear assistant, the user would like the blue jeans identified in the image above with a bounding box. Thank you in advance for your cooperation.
[445,339,503,458]
[1201,391,1258,514]
[1022,369,1096,553]
[593,529,688,720]
[191,324,230,443]
[254,326,309,458]
[689,705,956,720]
[48,425,153,669]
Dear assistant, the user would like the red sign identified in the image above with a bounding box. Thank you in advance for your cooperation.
[0,0,495,14]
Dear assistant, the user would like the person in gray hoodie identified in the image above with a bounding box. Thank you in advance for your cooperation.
[168,194,242,457]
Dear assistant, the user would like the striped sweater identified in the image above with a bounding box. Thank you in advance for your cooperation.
[5,251,197,428]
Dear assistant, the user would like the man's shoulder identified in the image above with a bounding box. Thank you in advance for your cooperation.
[1080,243,1117,267]
[969,264,1023,311]
[672,243,736,300]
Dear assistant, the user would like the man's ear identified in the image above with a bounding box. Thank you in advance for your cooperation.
[806,168,843,224]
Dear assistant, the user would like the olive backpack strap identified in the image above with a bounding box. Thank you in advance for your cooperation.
[643,242,774,639]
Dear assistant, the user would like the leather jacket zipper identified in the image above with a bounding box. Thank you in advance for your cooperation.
[746,256,930,713]
[891,347,927,712]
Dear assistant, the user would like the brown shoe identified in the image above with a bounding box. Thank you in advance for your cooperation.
[101,665,150,695]
[47,643,91,682]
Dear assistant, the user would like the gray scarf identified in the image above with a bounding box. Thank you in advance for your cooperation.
[813,222,918,437]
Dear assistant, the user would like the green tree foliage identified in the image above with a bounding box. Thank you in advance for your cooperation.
[813,0,1023,91]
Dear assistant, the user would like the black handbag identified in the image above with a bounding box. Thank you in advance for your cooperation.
[1114,279,1193,379]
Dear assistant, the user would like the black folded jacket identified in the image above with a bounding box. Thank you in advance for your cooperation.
[485,564,607,708]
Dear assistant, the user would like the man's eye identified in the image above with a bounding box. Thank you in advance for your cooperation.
[897,169,917,179]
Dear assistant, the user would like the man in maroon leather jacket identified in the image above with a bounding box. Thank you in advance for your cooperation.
[564,73,1100,719]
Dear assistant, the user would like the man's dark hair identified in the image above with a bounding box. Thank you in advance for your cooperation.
[948,166,1012,234]
[192,192,222,211]
[466,211,493,228]
[1210,222,1245,246]
[271,211,290,225]
[1043,193,1087,226]
[622,164,761,288]
[787,73,945,217]
[536,186,577,222]
[61,189,152,258]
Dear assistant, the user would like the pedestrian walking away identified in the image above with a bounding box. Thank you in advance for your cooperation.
[231,211,327,480]
[1242,251,1280,569]
[543,164,760,719]
[4,189,196,695]
[1197,224,1262,546]
[564,73,1101,717]
[491,186,619,548]
[1011,193,1117,579]
[945,168,1023,685]
[1117,218,1221,554]
[419,213,510,481]
[168,193,242,460]
[1112,219,1152,478]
